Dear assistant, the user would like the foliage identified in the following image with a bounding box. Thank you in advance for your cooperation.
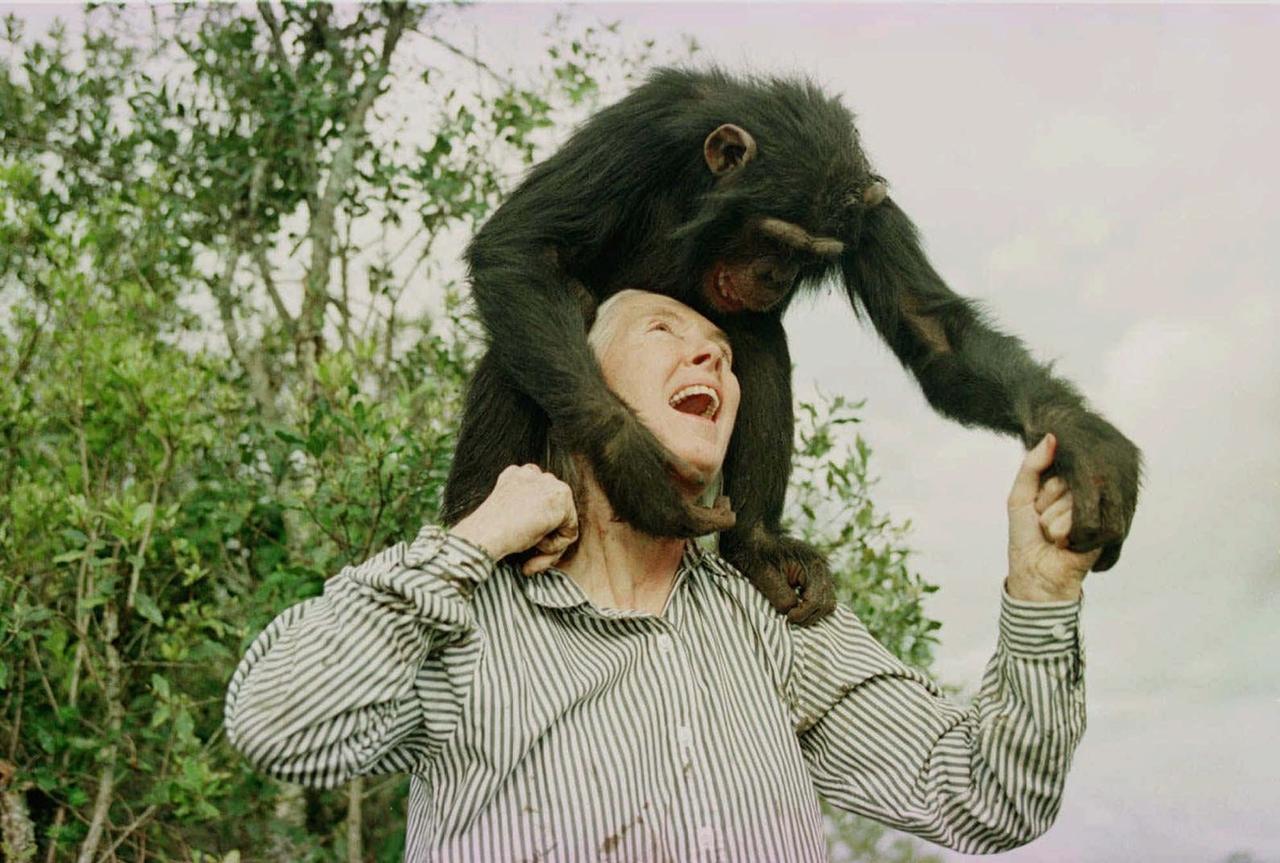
[788,394,941,670]
[0,4,943,861]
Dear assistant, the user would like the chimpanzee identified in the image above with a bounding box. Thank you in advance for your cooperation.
[439,67,1142,625]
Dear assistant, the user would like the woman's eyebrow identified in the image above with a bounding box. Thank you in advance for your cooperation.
[649,309,732,357]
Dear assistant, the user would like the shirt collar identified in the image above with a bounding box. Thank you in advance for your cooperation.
[517,540,712,611]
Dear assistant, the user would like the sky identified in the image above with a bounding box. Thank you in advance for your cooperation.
[9,3,1279,861]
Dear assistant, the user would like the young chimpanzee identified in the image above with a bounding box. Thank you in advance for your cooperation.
[440,67,1142,625]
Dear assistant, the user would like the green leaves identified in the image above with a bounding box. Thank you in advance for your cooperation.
[134,591,164,626]
[787,392,941,669]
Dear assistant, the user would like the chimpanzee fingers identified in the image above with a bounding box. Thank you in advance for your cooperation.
[1046,511,1073,547]
[1039,494,1072,528]
[522,550,565,576]
[1091,540,1123,572]
[786,570,837,627]
[683,496,737,535]
[535,532,575,557]
[749,569,800,615]
[785,563,805,590]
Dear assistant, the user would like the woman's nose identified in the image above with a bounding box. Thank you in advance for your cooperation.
[689,342,723,369]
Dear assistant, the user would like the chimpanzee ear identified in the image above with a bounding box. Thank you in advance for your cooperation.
[703,124,757,176]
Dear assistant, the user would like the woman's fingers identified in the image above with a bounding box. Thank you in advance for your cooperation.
[522,552,563,576]
[1040,494,1074,545]
[1035,476,1068,514]
[535,531,576,557]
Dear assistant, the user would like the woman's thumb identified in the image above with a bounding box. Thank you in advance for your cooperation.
[1010,434,1056,508]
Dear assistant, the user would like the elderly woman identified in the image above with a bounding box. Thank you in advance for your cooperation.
[225,289,1098,862]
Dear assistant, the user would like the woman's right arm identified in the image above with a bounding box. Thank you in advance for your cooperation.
[223,526,493,789]
[223,464,578,789]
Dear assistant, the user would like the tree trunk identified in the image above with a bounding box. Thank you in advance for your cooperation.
[0,764,36,863]
[269,782,307,860]
[74,602,123,863]
[346,777,364,863]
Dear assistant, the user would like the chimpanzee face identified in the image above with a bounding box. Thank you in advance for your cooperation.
[699,215,843,314]
[695,123,884,315]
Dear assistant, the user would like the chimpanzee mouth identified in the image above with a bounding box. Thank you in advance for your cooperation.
[707,265,746,313]
[668,384,720,421]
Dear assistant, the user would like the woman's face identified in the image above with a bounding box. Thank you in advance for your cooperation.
[593,291,740,490]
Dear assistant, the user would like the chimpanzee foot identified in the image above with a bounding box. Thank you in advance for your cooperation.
[723,528,836,626]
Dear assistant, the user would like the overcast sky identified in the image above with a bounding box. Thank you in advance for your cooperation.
[11,3,1278,861]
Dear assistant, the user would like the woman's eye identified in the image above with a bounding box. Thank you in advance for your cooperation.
[650,321,672,333]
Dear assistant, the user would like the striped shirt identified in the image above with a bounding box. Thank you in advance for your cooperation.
[224,525,1086,862]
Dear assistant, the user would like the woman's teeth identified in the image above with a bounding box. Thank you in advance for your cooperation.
[668,384,720,419]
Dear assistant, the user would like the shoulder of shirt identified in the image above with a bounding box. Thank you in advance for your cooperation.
[687,545,795,628]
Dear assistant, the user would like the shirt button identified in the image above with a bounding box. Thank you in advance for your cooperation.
[697,826,715,851]
[1051,623,1070,640]
[656,633,674,653]
[677,725,694,749]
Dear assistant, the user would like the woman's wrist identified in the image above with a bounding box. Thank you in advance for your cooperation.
[1005,572,1083,603]
[449,516,508,562]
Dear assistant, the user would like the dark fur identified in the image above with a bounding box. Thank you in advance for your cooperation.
[441,68,1142,621]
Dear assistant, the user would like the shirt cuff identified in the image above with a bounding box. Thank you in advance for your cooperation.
[998,580,1083,658]
[404,524,496,594]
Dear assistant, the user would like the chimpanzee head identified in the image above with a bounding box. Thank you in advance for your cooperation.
[654,69,889,316]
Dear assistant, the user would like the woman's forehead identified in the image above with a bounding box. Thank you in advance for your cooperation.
[617,292,723,338]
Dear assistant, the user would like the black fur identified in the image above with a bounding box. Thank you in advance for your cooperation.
[441,68,1142,622]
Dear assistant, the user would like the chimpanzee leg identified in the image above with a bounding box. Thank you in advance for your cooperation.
[719,315,836,625]
[440,348,547,527]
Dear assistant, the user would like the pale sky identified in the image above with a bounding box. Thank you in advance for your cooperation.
[10,3,1279,861]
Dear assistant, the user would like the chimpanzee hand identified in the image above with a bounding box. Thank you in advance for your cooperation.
[1032,408,1141,571]
[587,401,736,538]
[722,527,837,626]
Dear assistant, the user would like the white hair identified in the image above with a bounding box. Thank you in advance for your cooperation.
[586,289,647,359]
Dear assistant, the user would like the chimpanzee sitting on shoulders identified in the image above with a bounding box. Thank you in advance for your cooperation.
[439,67,1142,625]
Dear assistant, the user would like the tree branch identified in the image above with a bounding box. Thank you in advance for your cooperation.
[417,30,511,86]
[74,600,123,863]
[346,777,363,863]
[209,252,280,416]
[297,2,413,380]
[254,245,295,336]
[256,2,296,84]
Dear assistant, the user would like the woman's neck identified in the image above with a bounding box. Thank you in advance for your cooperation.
[557,472,687,616]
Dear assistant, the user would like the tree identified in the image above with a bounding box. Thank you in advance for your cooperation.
[0,4,942,860]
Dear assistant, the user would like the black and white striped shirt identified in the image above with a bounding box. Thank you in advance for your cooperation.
[225,525,1086,861]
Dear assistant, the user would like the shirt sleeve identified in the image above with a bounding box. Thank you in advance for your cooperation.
[790,582,1086,854]
[223,525,493,789]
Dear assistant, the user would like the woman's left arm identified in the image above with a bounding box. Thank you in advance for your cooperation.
[792,590,1085,853]
[792,433,1103,852]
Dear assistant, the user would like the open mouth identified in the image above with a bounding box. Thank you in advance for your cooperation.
[668,384,721,421]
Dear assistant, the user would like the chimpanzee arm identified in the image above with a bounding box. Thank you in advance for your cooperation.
[844,198,1141,570]
[463,238,733,539]
[720,314,837,625]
